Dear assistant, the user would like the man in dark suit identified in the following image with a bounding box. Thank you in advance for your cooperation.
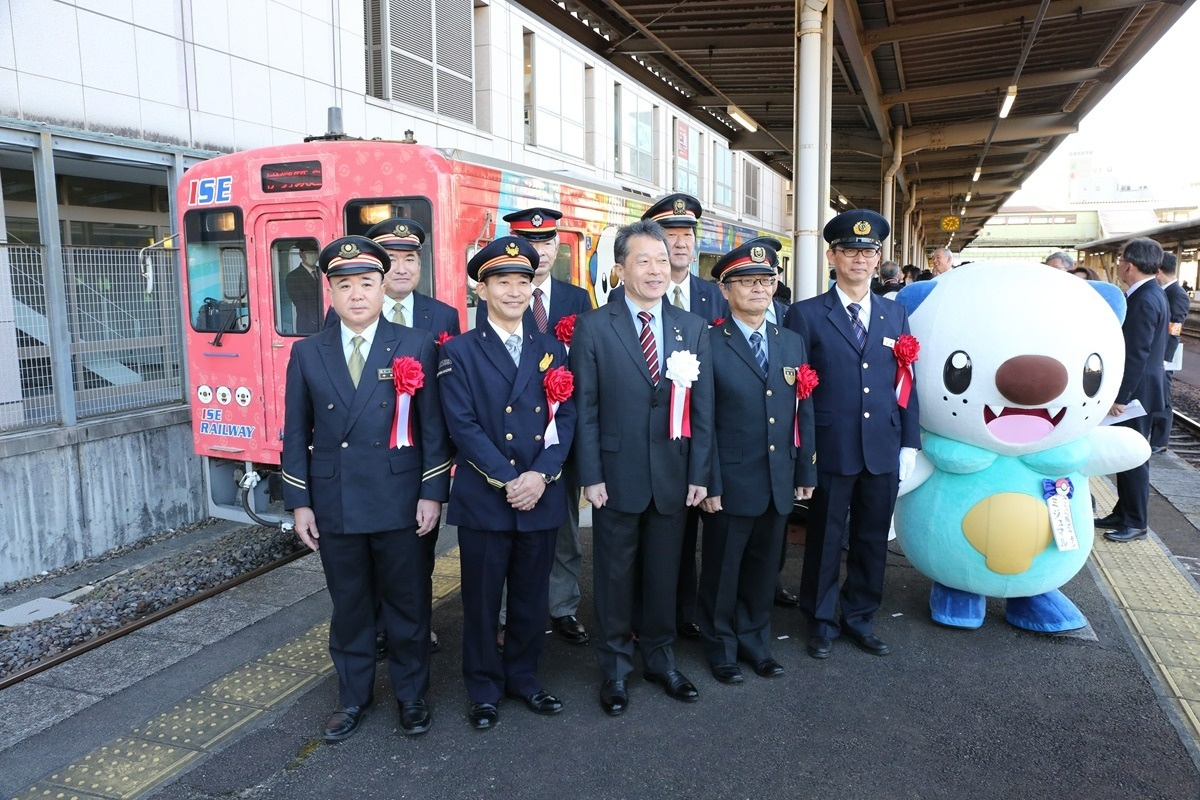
[438,236,576,730]
[1150,252,1191,452]
[478,207,596,647]
[785,210,921,659]
[285,245,322,334]
[1095,237,1169,542]
[283,236,451,741]
[699,238,815,685]
[571,219,714,716]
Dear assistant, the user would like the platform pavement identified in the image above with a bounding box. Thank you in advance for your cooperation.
[4,489,1200,798]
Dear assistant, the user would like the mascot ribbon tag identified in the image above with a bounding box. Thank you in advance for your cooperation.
[1042,478,1079,551]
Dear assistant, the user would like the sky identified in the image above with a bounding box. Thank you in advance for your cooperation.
[1008,1,1200,207]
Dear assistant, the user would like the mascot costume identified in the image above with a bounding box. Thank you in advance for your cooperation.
[894,262,1149,632]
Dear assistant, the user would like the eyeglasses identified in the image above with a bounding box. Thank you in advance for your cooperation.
[726,276,777,288]
[834,247,880,259]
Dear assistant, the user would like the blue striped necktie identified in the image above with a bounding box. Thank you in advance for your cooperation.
[749,331,767,376]
[848,303,866,349]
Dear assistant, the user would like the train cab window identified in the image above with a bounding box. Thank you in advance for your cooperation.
[274,239,323,336]
[344,198,434,296]
[184,208,250,334]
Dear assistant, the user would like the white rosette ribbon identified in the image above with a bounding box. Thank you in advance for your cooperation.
[663,350,700,440]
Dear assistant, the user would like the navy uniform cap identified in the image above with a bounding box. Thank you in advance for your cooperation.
[365,218,425,251]
[468,236,539,282]
[711,237,781,282]
[503,207,562,241]
[823,209,889,250]
[318,236,389,278]
[642,192,702,228]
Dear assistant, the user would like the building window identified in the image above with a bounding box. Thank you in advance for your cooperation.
[673,119,701,196]
[523,32,585,159]
[713,143,733,209]
[365,0,474,125]
[743,161,760,218]
[615,84,655,182]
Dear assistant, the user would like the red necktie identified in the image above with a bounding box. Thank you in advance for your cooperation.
[638,311,660,384]
[532,288,548,333]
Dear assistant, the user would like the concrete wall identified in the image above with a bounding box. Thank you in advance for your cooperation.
[0,408,205,583]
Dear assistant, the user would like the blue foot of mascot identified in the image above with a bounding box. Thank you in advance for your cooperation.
[930,582,1086,632]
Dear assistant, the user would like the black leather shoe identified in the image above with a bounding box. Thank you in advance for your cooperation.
[398,699,431,736]
[600,679,629,716]
[644,669,699,702]
[844,628,890,656]
[677,622,701,640]
[551,614,590,645]
[468,702,499,730]
[806,636,832,659]
[430,630,441,654]
[322,705,369,742]
[1093,513,1123,529]
[749,657,785,678]
[1104,526,1148,542]
[375,632,388,661]
[507,689,563,715]
[774,588,801,607]
[711,664,744,684]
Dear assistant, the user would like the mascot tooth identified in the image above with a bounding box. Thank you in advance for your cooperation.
[894,263,1149,632]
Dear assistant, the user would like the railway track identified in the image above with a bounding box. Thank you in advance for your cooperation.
[1169,408,1200,469]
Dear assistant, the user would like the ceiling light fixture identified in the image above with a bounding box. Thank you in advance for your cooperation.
[999,85,1018,119]
[727,105,758,133]
[972,167,982,182]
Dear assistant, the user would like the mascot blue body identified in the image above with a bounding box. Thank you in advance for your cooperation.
[894,263,1149,631]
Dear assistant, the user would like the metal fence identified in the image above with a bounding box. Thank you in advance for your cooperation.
[0,244,185,433]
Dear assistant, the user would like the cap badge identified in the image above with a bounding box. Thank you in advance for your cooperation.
[531,213,544,227]
[783,366,797,386]
[339,242,361,259]
[505,242,520,257]
[750,246,767,263]
[396,224,409,235]
[853,220,871,235]
[673,198,687,215]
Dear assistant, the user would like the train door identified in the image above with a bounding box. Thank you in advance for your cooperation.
[254,214,333,459]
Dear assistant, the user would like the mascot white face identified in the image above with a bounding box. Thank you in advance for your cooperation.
[897,262,1127,457]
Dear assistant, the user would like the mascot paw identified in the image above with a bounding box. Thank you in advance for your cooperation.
[930,583,986,629]
[1005,590,1087,632]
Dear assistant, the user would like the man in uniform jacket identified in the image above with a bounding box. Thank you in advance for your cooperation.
[1150,252,1191,451]
[785,210,920,660]
[1096,237,1170,542]
[283,236,451,741]
[699,238,815,685]
[285,245,323,334]
[571,219,714,716]
[476,207,595,647]
[439,236,576,730]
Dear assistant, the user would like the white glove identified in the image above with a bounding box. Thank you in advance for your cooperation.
[898,447,918,483]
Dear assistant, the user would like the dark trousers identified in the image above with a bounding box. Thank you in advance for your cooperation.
[675,508,701,626]
[318,528,430,706]
[1151,370,1175,449]
[593,504,686,680]
[697,510,787,666]
[800,470,898,639]
[1114,413,1153,529]
[458,526,556,703]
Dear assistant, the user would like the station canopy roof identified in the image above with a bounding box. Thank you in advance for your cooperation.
[515,0,1195,250]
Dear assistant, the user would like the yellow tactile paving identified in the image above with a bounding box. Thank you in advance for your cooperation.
[12,546,463,800]
[1090,476,1200,750]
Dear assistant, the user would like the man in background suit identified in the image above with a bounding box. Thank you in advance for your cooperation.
[785,210,921,660]
[439,236,575,730]
[571,219,714,716]
[1150,252,1191,452]
[1095,237,1169,542]
[283,236,451,741]
[285,245,322,334]
[699,237,815,685]
[478,207,596,647]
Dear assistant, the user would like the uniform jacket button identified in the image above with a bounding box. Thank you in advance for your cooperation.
[506,406,513,413]
[327,403,335,410]
[864,412,870,419]
[766,389,773,396]
[506,433,513,440]
[341,442,349,448]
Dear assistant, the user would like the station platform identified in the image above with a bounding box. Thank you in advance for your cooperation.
[4,464,1200,799]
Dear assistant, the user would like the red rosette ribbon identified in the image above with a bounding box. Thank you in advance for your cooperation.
[436,330,454,347]
[794,363,819,447]
[542,366,574,448]
[711,317,726,327]
[554,314,576,348]
[390,356,425,448]
[892,334,920,409]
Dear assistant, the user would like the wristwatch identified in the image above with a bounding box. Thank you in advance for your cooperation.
[540,473,555,485]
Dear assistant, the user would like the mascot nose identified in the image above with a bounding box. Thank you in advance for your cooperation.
[994,355,1067,406]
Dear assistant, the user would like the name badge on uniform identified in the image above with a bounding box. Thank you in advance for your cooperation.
[882,337,896,349]
[377,368,393,381]
[1043,478,1079,552]
[539,353,554,372]
[782,366,797,386]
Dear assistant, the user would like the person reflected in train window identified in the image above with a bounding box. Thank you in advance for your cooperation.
[286,244,322,334]
[283,236,451,742]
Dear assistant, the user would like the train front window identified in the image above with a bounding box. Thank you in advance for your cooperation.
[184,208,250,334]
[273,238,323,336]
[344,197,434,296]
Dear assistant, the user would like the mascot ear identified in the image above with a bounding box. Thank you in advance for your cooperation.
[1088,280,1127,324]
[896,280,937,315]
